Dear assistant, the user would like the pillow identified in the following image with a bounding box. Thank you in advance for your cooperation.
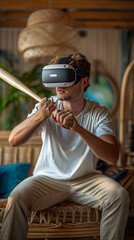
[104,167,128,182]
[0,162,30,199]
[97,160,128,182]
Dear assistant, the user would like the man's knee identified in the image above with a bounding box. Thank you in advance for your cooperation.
[8,184,32,212]
[10,180,33,206]
[118,187,130,206]
[109,184,130,208]
[6,191,26,212]
[5,189,31,220]
[104,181,130,209]
[5,197,13,211]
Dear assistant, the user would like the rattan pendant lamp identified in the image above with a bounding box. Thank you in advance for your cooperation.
[18,3,80,64]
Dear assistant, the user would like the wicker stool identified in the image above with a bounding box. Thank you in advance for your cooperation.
[28,201,101,239]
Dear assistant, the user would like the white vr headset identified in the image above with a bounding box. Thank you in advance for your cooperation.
[42,55,89,88]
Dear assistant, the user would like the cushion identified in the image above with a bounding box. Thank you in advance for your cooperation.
[104,167,128,182]
[97,160,128,182]
[0,162,30,199]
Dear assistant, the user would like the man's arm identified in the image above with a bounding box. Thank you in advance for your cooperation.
[52,109,119,165]
[9,97,56,146]
[74,125,119,165]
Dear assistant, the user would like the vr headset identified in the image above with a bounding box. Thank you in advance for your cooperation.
[42,54,89,87]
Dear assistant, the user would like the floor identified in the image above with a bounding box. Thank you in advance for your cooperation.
[28,217,134,240]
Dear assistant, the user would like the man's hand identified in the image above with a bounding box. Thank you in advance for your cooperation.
[51,109,79,130]
[38,97,56,121]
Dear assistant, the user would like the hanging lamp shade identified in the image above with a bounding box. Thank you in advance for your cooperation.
[18,9,80,64]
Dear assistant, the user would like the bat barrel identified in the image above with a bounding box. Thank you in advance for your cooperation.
[0,67,41,102]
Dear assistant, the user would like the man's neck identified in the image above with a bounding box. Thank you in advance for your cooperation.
[62,97,86,116]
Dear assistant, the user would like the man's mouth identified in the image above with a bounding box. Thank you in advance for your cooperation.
[57,88,65,94]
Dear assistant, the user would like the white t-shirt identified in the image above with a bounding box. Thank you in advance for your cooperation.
[28,96,115,180]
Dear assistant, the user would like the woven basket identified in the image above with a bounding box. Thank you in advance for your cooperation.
[27,9,75,27]
[18,9,80,64]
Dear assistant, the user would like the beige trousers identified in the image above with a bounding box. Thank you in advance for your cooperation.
[1,173,129,240]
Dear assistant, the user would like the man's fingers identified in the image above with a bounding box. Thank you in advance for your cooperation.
[53,110,70,123]
[52,110,75,128]
[41,97,48,104]
[39,98,56,119]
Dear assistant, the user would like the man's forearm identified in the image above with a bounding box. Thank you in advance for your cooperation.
[9,97,56,147]
[9,111,44,146]
[74,125,119,165]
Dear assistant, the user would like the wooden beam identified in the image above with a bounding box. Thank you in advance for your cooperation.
[69,11,134,21]
[0,11,32,19]
[1,20,134,29]
[0,0,134,10]
[52,0,134,10]
[76,21,134,28]
[0,21,26,28]
[0,0,49,10]
[1,10,134,21]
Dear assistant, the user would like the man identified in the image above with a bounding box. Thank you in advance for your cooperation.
[1,53,129,240]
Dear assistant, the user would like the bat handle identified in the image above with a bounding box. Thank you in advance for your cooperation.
[65,119,74,128]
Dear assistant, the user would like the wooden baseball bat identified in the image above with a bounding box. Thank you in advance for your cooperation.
[0,67,73,128]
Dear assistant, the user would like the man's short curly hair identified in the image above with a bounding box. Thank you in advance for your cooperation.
[49,53,91,92]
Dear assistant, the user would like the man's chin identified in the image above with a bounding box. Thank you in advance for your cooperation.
[57,95,70,101]
[58,97,67,101]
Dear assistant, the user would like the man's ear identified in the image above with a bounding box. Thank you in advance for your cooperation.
[82,77,89,88]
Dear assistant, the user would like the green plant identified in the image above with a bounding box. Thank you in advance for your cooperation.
[0,63,53,130]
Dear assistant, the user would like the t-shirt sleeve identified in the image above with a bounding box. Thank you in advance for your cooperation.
[27,103,40,118]
[95,107,115,137]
